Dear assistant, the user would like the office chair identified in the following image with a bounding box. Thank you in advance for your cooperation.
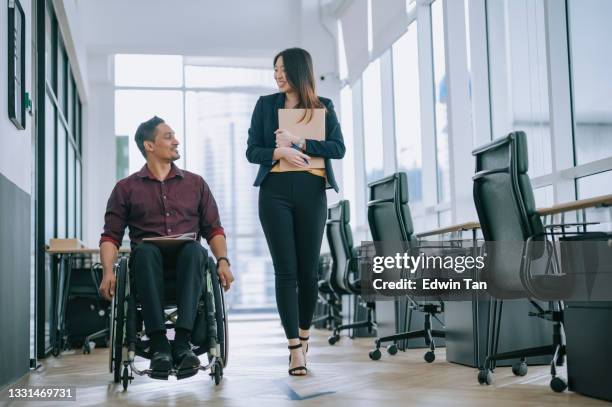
[366,173,446,362]
[325,200,377,345]
[472,131,594,392]
[312,253,342,330]
[65,259,110,354]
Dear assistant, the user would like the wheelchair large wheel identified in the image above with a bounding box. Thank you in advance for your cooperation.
[110,257,128,383]
[207,257,229,368]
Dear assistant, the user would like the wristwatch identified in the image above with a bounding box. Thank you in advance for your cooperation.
[216,257,230,267]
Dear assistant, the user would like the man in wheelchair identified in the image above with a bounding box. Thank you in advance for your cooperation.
[98,116,234,375]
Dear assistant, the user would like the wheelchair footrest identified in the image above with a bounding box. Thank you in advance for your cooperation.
[150,370,170,380]
[176,368,199,380]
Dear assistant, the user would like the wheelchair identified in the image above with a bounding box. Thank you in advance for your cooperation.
[109,253,228,390]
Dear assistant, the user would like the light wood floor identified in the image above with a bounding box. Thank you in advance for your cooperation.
[1,317,609,407]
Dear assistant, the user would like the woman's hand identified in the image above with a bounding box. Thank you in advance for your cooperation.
[275,129,300,148]
[278,147,311,168]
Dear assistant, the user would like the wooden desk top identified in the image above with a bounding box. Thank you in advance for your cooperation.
[416,221,481,238]
[537,194,612,216]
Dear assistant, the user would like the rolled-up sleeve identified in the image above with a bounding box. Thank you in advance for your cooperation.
[199,178,225,243]
[99,183,129,248]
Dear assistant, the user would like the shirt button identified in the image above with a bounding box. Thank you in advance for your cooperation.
[166,212,170,216]
[163,195,167,199]
[167,229,172,233]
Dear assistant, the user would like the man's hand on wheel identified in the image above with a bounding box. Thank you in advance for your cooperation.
[99,273,116,301]
[217,262,235,291]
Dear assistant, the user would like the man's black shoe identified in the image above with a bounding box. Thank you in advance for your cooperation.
[172,345,200,371]
[149,350,173,374]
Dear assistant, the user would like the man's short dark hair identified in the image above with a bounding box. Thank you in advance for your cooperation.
[135,116,165,158]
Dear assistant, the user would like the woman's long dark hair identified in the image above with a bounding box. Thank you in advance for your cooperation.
[274,47,325,123]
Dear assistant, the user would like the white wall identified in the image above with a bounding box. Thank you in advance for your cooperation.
[0,0,33,193]
[80,0,301,57]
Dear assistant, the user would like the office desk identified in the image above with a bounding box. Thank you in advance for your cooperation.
[417,222,557,368]
[46,247,130,356]
[538,194,612,401]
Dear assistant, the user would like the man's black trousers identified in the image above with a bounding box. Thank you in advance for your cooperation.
[130,241,206,335]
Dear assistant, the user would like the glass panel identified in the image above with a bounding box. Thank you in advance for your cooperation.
[67,145,75,237]
[340,85,356,224]
[114,90,184,173]
[45,5,54,89]
[487,0,552,177]
[57,39,67,117]
[77,99,82,152]
[567,0,612,165]
[115,54,183,87]
[45,94,56,241]
[577,170,612,199]
[184,66,274,89]
[184,91,268,311]
[533,185,554,208]
[393,23,422,206]
[76,160,81,240]
[362,59,384,184]
[67,68,73,133]
[431,0,451,203]
[56,123,67,238]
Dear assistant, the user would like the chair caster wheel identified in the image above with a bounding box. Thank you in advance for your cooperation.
[122,366,130,391]
[328,334,339,345]
[512,362,528,376]
[387,344,398,355]
[550,377,567,393]
[477,369,492,385]
[369,349,382,360]
[212,361,223,386]
[424,351,435,363]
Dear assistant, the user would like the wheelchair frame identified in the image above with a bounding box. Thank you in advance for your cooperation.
[109,254,229,390]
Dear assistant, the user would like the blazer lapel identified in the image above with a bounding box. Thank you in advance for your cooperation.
[272,93,285,140]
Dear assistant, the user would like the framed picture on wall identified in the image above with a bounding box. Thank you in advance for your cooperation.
[8,0,26,130]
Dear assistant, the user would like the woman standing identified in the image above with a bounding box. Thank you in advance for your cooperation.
[246,48,345,376]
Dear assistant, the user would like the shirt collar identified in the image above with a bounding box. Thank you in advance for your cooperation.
[136,163,185,181]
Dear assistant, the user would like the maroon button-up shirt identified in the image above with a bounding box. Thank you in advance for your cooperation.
[100,164,225,249]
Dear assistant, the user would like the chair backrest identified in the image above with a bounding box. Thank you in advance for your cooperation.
[472,131,545,298]
[326,200,354,294]
[367,172,416,251]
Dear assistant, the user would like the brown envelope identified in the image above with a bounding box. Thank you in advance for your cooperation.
[278,108,325,171]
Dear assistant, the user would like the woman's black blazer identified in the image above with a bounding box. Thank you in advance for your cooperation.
[246,92,345,192]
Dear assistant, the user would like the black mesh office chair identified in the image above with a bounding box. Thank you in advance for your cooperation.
[472,131,593,392]
[325,200,376,345]
[366,173,445,362]
[312,253,342,330]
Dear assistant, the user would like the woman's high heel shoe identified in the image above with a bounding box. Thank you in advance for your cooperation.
[288,343,307,376]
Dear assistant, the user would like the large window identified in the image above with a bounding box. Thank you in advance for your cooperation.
[487,0,552,178]
[114,55,277,310]
[362,58,384,184]
[431,0,450,204]
[392,23,422,208]
[567,0,612,165]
